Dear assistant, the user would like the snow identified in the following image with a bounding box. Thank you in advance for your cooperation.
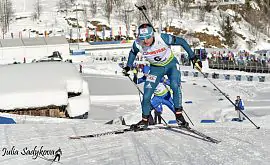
[0,1,270,164]
[5,0,269,51]
[0,62,89,117]
[250,1,260,10]
[67,80,91,117]
[1,54,270,164]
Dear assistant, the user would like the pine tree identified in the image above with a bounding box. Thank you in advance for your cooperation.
[245,0,252,10]
[223,16,234,48]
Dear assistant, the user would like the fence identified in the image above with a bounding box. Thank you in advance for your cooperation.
[208,59,270,73]
[181,70,268,82]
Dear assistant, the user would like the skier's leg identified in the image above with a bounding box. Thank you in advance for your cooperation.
[163,98,175,113]
[165,59,181,109]
[142,66,164,116]
[151,96,161,125]
[151,96,161,111]
[154,111,158,124]
[135,66,163,128]
[165,59,188,127]
[158,113,162,124]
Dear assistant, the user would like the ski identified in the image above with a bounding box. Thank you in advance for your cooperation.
[69,125,221,143]
[163,125,221,144]
[69,127,154,139]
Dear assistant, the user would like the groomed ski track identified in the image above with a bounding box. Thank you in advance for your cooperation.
[1,73,270,164]
[1,123,270,165]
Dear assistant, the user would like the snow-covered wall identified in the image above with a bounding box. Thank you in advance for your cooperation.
[0,37,70,63]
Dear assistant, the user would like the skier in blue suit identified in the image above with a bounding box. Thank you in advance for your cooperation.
[122,23,202,129]
[137,65,175,124]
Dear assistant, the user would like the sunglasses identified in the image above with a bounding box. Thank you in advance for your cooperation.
[139,34,153,41]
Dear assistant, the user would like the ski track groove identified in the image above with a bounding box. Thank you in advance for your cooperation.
[125,134,142,165]
[130,134,145,165]
[90,137,125,164]
[153,128,221,165]
[119,141,128,165]
[228,135,254,145]
[130,132,159,165]
[70,126,92,161]
[1,126,17,163]
[4,125,10,147]
[153,129,192,164]
[67,135,131,164]
[151,130,182,165]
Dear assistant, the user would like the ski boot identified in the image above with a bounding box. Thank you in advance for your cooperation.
[130,114,149,131]
[175,107,189,128]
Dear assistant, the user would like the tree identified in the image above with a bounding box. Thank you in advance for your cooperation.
[32,0,42,20]
[58,0,69,16]
[136,0,166,26]
[117,1,134,39]
[222,16,234,48]
[0,0,14,39]
[104,0,113,24]
[198,2,206,22]
[182,0,192,13]
[89,0,97,17]
[176,0,184,18]
[69,0,75,4]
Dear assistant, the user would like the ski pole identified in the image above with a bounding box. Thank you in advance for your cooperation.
[127,75,143,95]
[182,110,194,126]
[134,4,156,32]
[127,75,168,126]
[159,114,168,126]
[195,64,260,129]
[163,81,194,126]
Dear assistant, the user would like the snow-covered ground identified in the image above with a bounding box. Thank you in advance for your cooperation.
[6,0,270,51]
[0,56,270,164]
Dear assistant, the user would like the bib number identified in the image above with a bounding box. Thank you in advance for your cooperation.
[154,56,162,61]
[146,74,157,83]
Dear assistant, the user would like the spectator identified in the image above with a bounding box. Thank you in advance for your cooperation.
[235,96,245,121]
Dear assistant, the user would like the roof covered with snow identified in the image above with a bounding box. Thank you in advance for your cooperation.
[23,37,47,46]
[45,36,69,45]
[0,38,24,47]
[0,36,68,48]
[0,62,83,110]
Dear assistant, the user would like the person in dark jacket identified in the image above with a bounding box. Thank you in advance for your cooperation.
[235,96,245,121]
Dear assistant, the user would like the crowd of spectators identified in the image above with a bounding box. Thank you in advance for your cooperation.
[208,50,270,67]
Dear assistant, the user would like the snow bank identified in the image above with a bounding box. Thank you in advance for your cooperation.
[67,80,90,117]
[0,62,89,117]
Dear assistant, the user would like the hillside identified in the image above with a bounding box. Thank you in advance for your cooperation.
[4,0,270,51]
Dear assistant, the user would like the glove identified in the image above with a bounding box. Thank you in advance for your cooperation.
[122,66,130,76]
[191,56,202,71]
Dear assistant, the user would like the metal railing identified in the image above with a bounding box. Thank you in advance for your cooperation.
[208,59,270,73]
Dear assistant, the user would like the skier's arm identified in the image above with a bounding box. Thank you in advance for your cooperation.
[127,42,140,67]
[161,33,195,59]
[137,76,147,84]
